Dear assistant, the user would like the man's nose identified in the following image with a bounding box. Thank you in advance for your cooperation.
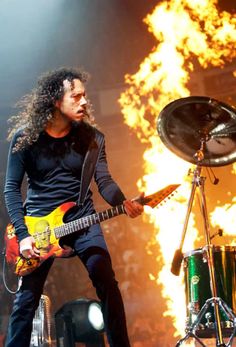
[80,96,87,106]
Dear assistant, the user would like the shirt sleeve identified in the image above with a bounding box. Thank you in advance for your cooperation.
[4,133,30,241]
[94,139,126,206]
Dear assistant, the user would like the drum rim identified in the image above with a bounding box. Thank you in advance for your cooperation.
[184,245,236,258]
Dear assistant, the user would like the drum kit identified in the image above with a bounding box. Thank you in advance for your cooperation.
[157,96,236,347]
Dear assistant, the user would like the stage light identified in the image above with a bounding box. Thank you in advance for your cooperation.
[55,298,105,347]
[87,302,104,331]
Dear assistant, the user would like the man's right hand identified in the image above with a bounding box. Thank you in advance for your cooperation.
[19,236,40,258]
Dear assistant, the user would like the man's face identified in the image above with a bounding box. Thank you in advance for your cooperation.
[56,78,88,122]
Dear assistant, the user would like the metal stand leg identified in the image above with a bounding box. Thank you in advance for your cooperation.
[174,165,236,347]
[176,296,236,346]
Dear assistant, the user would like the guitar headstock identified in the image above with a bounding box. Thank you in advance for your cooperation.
[137,184,180,208]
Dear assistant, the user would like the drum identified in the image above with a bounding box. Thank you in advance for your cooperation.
[184,246,236,337]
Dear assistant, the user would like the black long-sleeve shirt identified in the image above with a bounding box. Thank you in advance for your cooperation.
[4,124,125,241]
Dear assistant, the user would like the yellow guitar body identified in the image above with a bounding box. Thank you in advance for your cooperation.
[5,202,76,276]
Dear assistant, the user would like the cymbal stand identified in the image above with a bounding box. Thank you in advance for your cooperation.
[174,140,236,347]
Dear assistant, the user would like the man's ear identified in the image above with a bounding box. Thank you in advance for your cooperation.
[55,99,61,108]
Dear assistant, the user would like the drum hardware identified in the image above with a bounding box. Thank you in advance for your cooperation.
[157,96,236,347]
[205,313,214,329]
[188,300,200,315]
[184,246,236,339]
[210,229,224,241]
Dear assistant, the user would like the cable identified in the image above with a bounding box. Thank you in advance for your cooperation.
[2,248,22,294]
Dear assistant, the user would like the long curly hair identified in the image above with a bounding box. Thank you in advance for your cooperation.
[8,67,95,152]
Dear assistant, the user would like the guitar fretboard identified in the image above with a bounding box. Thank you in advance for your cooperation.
[54,204,125,239]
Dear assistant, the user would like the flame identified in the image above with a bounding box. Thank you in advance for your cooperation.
[119,0,236,343]
[210,163,236,242]
[210,197,236,242]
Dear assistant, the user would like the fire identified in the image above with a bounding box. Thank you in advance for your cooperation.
[210,197,236,242]
[119,0,236,343]
[210,160,236,241]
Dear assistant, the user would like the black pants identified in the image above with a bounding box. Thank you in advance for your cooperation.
[5,224,130,347]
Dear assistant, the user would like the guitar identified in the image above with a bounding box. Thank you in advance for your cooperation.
[5,184,179,276]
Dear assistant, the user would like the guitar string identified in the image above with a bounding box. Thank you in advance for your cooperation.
[25,190,176,243]
[32,205,125,242]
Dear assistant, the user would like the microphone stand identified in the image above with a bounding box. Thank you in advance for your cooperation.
[172,139,236,347]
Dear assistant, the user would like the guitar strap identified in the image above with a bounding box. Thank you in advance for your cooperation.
[77,129,104,207]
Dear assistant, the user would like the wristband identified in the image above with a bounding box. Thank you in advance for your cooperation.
[20,244,32,254]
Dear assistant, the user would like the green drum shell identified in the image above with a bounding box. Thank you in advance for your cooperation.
[184,246,236,336]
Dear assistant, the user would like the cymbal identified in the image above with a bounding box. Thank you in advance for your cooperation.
[157,96,236,167]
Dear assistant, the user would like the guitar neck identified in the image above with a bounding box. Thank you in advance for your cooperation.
[53,184,180,239]
[54,204,126,239]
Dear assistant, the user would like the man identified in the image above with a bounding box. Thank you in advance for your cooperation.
[4,67,143,347]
